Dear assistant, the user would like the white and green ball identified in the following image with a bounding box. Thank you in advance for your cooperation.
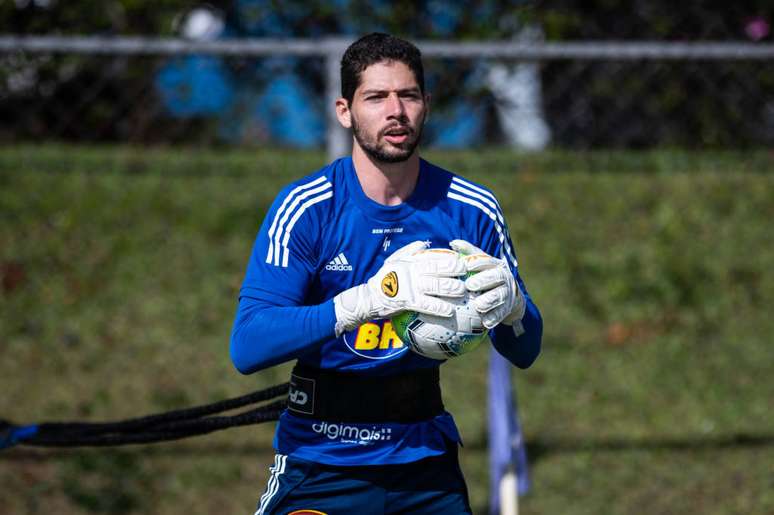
[392,250,487,360]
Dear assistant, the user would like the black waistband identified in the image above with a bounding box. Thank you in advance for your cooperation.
[287,363,444,424]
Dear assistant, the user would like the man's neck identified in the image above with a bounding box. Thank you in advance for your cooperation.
[351,143,420,206]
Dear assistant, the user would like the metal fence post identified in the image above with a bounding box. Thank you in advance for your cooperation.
[325,38,350,162]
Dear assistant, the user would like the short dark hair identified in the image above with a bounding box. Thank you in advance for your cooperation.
[340,33,425,104]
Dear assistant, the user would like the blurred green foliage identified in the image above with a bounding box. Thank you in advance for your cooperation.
[1,145,773,514]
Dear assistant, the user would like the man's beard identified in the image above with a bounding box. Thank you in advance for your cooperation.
[351,114,425,164]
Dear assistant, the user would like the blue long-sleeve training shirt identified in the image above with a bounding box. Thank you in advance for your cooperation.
[230,156,542,465]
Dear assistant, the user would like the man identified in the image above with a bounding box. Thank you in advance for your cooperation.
[230,33,542,514]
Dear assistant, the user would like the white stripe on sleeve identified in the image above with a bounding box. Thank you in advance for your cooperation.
[280,190,334,267]
[265,176,328,264]
[450,181,505,226]
[264,180,331,266]
[272,182,332,266]
[452,176,511,228]
[447,191,518,269]
[452,176,503,210]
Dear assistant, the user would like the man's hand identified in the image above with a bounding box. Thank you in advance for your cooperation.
[334,241,466,336]
[450,239,526,329]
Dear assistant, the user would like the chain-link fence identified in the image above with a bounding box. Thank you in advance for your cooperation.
[2,36,774,155]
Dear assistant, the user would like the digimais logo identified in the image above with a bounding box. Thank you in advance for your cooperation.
[312,421,392,445]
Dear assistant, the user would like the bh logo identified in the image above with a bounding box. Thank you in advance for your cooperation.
[343,319,408,360]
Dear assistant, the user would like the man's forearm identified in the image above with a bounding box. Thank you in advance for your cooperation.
[490,299,542,369]
[230,297,337,374]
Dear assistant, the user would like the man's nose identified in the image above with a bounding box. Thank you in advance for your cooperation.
[386,93,406,118]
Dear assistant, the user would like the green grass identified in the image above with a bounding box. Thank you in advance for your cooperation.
[1,144,773,514]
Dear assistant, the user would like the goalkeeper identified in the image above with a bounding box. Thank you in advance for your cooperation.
[230,33,542,515]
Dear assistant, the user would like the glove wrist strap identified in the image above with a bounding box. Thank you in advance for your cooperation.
[334,284,377,337]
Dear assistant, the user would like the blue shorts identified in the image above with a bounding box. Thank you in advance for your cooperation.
[254,445,472,515]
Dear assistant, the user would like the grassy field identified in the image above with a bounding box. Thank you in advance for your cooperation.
[1,144,773,514]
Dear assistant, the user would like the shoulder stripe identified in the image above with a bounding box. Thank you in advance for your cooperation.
[447,191,518,269]
[452,177,501,207]
[452,176,508,223]
[271,182,332,266]
[266,180,333,266]
[449,181,505,226]
[265,175,329,263]
[280,189,334,267]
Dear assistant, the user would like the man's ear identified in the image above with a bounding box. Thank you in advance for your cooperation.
[335,98,352,129]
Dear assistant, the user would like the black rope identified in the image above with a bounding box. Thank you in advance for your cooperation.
[26,401,288,447]
[32,383,289,436]
[1,383,289,450]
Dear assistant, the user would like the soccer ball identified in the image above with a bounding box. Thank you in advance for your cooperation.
[391,250,487,360]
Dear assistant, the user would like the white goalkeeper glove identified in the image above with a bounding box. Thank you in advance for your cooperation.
[333,241,466,336]
[450,239,526,330]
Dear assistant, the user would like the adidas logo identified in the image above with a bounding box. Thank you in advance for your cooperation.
[325,253,353,272]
